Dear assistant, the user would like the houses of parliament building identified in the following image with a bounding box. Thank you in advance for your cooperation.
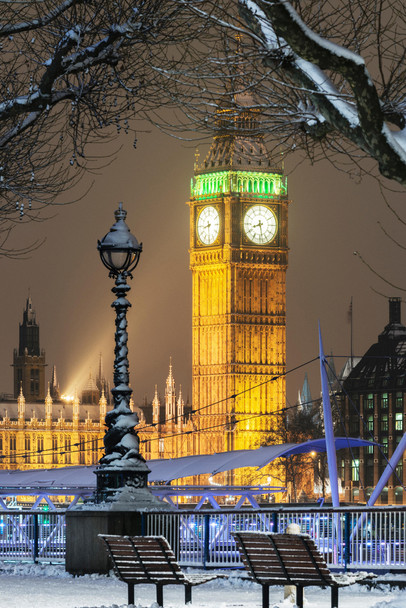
[0,296,194,471]
[1,97,290,475]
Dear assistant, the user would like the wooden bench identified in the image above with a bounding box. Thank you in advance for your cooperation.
[99,534,226,606]
[233,532,376,608]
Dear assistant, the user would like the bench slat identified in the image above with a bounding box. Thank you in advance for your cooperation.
[98,534,227,595]
[234,533,336,588]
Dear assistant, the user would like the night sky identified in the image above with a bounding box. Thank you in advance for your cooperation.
[1,127,405,408]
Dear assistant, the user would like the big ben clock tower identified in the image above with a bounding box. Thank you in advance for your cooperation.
[188,94,290,465]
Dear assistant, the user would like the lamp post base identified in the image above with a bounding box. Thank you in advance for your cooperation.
[94,464,171,510]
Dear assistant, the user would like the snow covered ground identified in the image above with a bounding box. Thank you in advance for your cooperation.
[0,561,405,608]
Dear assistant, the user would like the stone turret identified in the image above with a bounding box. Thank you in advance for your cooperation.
[165,358,176,423]
[99,388,107,426]
[17,383,25,426]
[45,382,53,428]
[152,385,160,425]
[177,385,184,425]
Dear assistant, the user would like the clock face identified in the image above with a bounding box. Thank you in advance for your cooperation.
[244,205,277,244]
[197,206,220,245]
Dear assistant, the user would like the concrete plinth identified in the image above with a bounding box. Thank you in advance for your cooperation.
[66,509,143,574]
[66,482,172,575]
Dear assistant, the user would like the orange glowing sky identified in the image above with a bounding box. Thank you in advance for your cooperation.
[1,128,405,407]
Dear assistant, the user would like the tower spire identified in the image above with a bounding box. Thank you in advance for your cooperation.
[152,384,160,425]
[177,384,184,426]
[99,387,107,426]
[50,365,60,400]
[97,352,104,385]
[45,382,53,426]
[18,382,25,423]
[165,358,176,423]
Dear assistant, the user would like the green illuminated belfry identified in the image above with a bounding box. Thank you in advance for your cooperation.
[192,91,286,197]
[192,169,286,198]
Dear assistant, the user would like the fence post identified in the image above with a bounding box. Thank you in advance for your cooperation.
[33,513,39,564]
[203,513,210,569]
[344,512,350,571]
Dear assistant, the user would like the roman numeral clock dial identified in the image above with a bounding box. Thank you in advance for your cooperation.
[244,205,277,244]
[197,206,220,245]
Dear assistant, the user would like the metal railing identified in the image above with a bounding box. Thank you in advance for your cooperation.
[0,511,65,561]
[144,507,406,570]
[1,506,406,570]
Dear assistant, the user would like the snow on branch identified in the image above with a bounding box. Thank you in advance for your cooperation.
[0,0,209,255]
[239,0,406,185]
[0,0,82,36]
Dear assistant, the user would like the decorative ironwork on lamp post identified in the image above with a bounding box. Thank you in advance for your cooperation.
[95,203,150,503]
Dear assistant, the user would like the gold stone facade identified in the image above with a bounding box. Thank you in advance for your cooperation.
[189,100,290,466]
[0,387,105,471]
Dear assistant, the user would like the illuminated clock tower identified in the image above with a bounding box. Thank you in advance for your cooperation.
[188,96,290,464]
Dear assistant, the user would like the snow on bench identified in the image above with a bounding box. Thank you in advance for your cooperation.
[99,534,227,606]
[233,532,376,608]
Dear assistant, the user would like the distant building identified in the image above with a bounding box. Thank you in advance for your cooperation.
[0,359,193,473]
[12,295,46,401]
[136,359,195,465]
[339,298,406,505]
[2,297,192,472]
[0,385,105,470]
[0,296,111,471]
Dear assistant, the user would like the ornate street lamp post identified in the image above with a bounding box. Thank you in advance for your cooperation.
[95,203,150,503]
[66,203,168,576]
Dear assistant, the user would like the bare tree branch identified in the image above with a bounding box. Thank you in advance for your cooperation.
[0,0,212,255]
[172,0,406,187]
[238,0,406,184]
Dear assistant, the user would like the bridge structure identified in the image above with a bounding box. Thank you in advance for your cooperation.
[0,438,374,510]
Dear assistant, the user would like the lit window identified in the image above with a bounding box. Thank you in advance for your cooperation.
[396,413,403,431]
[65,437,71,464]
[367,415,374,431]
[37,437,44,464]
[381,393,389,409]
[9,436,16,464]
[381,414,389,431]
[396,392,403,409]
[364,394,374,410]
[382,437,389,454]
[52,437,58,464]
[351,459,360,481]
